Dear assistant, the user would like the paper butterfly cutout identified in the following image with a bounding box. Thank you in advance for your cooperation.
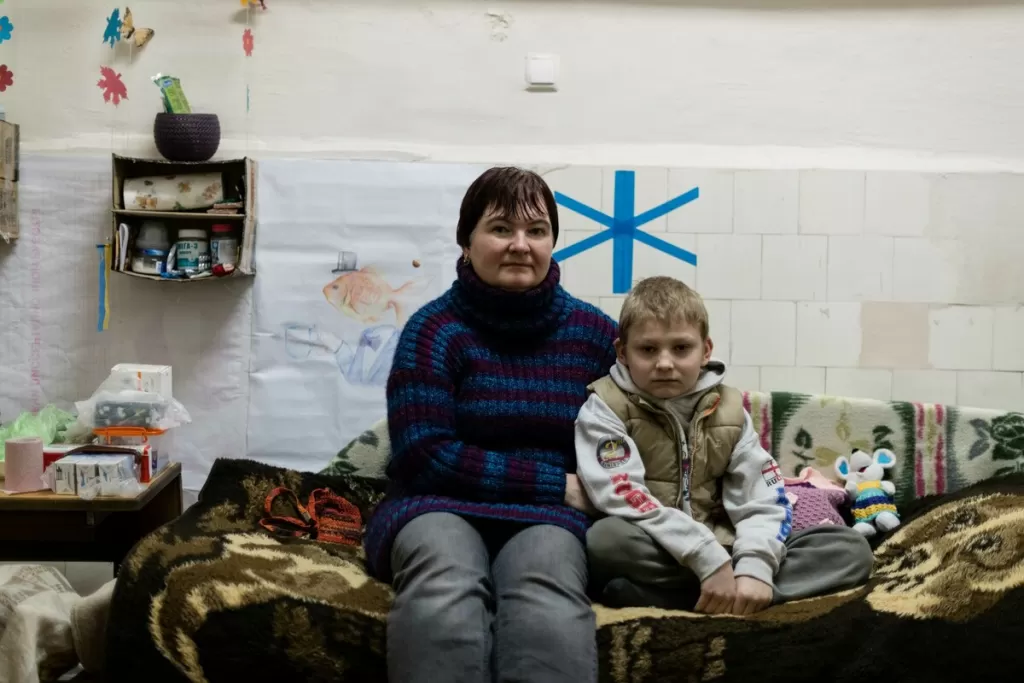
[121,7,155,48]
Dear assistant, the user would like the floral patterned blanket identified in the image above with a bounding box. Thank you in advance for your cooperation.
[104,392,1024,682]
[325,391,1024,503]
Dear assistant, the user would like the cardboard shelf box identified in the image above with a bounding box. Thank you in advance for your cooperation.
[110,155,257,281]
[0,120,20,242]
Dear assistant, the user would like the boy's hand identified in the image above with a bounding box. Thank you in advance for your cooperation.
[695,562,736,614]
[564,474,598,516]
[732,576,773,615]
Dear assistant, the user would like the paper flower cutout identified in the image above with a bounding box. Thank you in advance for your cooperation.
[0,16,13,44]
[0,65,12,92]
[98,66,128,106]
[242,28,254,56]
[103,9,122,48]
[241,0,267,8]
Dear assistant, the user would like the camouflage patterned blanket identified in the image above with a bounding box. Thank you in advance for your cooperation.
[106,458,1024,683]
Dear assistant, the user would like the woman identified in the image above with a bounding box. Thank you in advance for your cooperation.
[364,167,617,683]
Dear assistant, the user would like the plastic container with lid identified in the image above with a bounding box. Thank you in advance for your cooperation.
[210,224,238,267]
[136,221,170,251]
[175,228,210,272]
[131,248,168,276]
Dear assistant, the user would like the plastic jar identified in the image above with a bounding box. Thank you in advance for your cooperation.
[175,228,209,272]
[131,248,168,276]
[210,224,238,267]
[136,221,169,251]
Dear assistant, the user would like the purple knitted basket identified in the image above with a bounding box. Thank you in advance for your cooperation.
[153,113,221,162]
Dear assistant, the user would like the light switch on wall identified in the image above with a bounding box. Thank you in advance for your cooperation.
[525,54,558,89]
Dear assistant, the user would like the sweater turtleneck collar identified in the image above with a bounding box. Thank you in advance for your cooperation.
[451,258,569,338]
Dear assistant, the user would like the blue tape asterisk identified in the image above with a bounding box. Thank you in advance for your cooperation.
[552,170,699,294]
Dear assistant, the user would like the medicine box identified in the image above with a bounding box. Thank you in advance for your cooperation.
[95,455,136,495]
[75,457,103,496]
[108,364,174,399]
[54,455,94,495]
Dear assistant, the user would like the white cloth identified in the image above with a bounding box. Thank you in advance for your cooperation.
[0,565,80,683]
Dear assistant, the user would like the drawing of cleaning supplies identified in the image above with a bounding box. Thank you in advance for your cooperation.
[284,324,320,359]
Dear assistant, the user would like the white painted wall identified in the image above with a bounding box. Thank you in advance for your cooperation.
[6,0,1024,592]
[541,165,1024,410]
[3,1,1024,422]
[6,1,1024,170]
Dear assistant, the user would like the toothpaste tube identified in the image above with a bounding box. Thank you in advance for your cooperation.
[152,73,192,114]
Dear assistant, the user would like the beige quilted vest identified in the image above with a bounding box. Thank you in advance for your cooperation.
[589,376,746,546]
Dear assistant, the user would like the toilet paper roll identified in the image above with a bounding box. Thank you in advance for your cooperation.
[123,172,224,211]
[3,437,46,494]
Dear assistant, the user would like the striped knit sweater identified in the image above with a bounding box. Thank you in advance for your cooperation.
[363,258,617,580]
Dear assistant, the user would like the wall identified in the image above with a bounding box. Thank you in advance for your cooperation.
[1,0,1023,459]
[6,1,1024,170]
[541,165,1024,410]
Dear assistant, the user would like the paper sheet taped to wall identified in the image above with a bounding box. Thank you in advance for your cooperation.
[246,159,480,473]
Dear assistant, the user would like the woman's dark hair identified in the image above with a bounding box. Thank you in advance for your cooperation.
[456,167,559,248]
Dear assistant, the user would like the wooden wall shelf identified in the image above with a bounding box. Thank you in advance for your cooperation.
[109,155,257,282]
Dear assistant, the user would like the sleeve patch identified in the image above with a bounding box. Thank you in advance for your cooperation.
[598,437,631,469]
[761,459,783,487]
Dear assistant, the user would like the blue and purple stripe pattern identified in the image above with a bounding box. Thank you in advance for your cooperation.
[364,259,617,580]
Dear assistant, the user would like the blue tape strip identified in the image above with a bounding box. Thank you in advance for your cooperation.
[552,229,613,262]
[634,187,699,228]
[633,231,698,266]
[96,244,107,332]
[612,171,635,294]
[551,171,701,290]
[554,191,614,229]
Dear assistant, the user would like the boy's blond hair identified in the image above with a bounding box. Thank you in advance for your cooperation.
[618,276,709,342]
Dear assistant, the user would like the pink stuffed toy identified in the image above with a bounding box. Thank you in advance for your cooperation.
[783,467,848,532]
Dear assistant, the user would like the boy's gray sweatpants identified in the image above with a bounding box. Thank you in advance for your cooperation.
[587,517,873,606]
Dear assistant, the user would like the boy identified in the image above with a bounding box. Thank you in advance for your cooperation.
[576,277,873,614]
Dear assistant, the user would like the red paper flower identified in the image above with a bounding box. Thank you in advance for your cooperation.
[0,64,13,92]
[97,66,128,106]
[242,28,254,57]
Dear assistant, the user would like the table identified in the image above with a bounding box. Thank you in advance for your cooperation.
[0,462,183,569]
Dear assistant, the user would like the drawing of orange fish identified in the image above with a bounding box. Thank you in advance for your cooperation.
[323,266,427,325]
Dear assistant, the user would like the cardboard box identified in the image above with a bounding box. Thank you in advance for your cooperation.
[0,120,18,242]
[108,363,174,399]
[95,455,136,495]
[75,457,103,497]
[110,154,257,280]
[65,443,160,483]
[43,444,87,471]
[54,455,89,495]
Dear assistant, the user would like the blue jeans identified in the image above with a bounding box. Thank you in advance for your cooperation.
[387,512,597,683]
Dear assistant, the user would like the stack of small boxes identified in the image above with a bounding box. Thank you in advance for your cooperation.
[54,451,137,497]
[50,364,172,496]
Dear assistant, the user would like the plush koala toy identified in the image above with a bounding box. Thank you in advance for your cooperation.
[834,448,901,537]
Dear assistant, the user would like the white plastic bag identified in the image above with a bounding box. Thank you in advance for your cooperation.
[74,389,190,431]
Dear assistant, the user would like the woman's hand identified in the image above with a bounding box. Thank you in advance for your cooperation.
[564,474,598,516]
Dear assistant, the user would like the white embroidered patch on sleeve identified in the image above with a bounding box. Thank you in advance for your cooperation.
[761,459,783,487]
[597,438,631,469]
